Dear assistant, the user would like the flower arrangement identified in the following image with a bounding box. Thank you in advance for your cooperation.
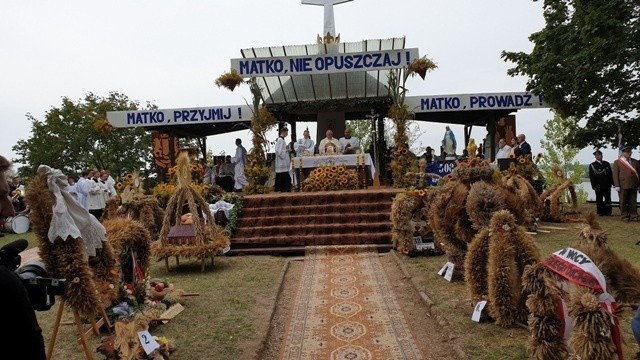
[407,56,437,80]
[209,193,244,236]
[505,155,544,183]
[215,69,244,91]
[168,162,204,183]
[301,165,359,192]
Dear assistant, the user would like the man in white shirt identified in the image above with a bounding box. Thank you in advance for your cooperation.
[319,129,341,155]
[294,129,315,157]
[339,128,360,154]
[492,138,512,165]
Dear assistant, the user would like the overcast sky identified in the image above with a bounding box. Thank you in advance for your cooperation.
[0,0,619,170]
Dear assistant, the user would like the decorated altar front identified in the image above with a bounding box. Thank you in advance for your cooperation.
[291,153,375,190]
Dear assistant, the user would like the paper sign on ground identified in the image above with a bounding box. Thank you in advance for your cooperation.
[471,301,487,322]
[438,261,455,281]
[137,330,160,354]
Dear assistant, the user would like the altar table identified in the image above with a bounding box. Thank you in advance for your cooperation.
[291,153,376,187]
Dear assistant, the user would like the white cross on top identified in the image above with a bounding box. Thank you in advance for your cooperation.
[301,0,353,38]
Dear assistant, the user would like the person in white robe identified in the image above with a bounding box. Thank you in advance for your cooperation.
[339,128,360,154]
[319,129,341,155]
[231,138,249,191]
[76,170,90,209]
[295,129,315,157]
[274,127,292,192]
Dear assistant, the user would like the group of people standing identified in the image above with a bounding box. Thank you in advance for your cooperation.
[203,138,249,193]
[272,126,362,192]
[589,146,640,221]
[68,168,117,221]
[8,176,27,213]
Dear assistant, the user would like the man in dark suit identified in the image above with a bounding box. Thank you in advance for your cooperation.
[513,133,532,158]
[589,150,614,216]
[612,146,640,221]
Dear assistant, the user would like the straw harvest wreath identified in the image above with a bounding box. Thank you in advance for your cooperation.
[425,160,542,277]
[152,151,229,267]
[390,187,444,255]
[523,212,640,360]
[26,165,121,317]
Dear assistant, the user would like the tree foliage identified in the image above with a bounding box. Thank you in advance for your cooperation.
[347,118,424,155]
[12,92,154,179]
[538,112,587,202]
[502,0,640,149]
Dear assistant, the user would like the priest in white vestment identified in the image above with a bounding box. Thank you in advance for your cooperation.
[231,138,249,191]
[339,128,360,154]
[319,129,341,155]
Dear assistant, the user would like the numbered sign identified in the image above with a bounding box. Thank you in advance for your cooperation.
[137,330,160,355]
[471,300,487,322]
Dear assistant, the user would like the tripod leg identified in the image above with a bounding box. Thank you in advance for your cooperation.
[47,299,65,360]
[73,309,94,360]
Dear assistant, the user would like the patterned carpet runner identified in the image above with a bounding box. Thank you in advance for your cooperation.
[280,245,423,360]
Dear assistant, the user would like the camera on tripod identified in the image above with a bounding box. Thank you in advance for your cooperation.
[0,239,66,311]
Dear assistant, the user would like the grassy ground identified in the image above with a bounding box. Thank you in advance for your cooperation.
[2,202,639,359]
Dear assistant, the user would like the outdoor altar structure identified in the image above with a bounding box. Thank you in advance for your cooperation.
[105,0,550,179]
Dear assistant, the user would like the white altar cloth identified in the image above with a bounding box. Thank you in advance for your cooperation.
[291,153,375,178]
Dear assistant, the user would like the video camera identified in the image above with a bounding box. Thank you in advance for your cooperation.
[0,239,66,311]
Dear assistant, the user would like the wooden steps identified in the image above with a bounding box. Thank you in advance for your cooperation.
[229,188,401,255]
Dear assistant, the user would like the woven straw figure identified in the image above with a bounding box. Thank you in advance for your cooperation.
[152,152,229,271]
[464,210,540,327]
[427,160,541,277]
[102,196,165,239]
[390,188,444,255]
[103,217,152,304]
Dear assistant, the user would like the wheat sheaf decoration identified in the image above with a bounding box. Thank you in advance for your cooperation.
[153,152,229,270]
[25,171,106,317]
[215,69,244,91]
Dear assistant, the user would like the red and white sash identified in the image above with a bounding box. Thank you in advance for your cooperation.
[618,156,639,181]
[543,248,623,360]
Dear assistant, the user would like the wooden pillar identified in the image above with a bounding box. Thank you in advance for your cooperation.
[487,117,497,161]
[289,119,297,144]
[316,111,346,144]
